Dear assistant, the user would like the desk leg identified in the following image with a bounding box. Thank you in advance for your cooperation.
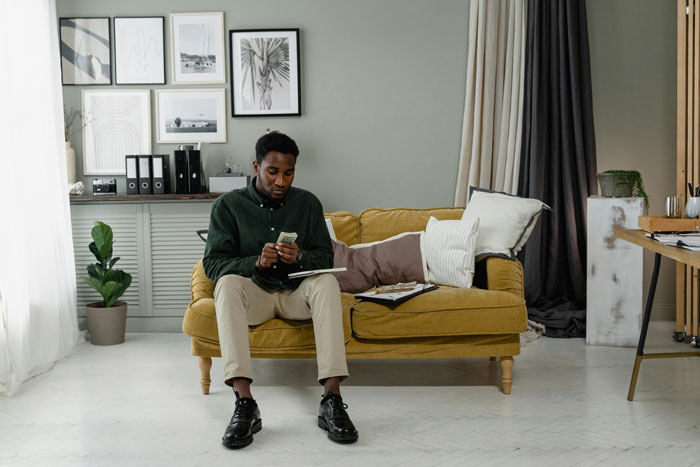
[627,252,661,401]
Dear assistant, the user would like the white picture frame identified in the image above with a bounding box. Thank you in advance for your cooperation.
[59,17,112,85]
[156,89,227,143]
[230,29,301,116]
[170,12,226,85]
[114,17,165,84]
[82,89,152,175]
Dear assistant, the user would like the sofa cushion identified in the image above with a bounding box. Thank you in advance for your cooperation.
[424,216,479,288]
[183,293,355,350]
[462,187,549,259]
[350,286,526,339]
[325,211,360,245]
[358,207,464,243]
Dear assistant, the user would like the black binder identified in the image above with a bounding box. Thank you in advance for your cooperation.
[138,155,152,194]
[152,154,170,194]
[188,150,204,193]
[174,149,189,194]
[125,155,139,195]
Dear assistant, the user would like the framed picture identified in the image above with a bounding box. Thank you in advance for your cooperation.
[82,89,151,175]
[59,17,112,85]
[156,89,227,143]
[170,12,226,84]
[114,17,165,84]
[229,29,301,117]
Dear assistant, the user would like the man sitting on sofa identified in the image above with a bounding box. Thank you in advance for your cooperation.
[203,131,358,449]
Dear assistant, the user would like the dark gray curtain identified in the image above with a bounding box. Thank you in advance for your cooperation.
[517,0,597,338]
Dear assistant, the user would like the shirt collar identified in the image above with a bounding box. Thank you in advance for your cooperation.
[248,176,286,208]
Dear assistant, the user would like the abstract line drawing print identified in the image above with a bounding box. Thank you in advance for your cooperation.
[83,90,151,175]
[114,17,165,84]
[60,18,111,85]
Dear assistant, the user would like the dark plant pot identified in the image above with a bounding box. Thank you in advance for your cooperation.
[597,172,633,197]
[86,301,127,345]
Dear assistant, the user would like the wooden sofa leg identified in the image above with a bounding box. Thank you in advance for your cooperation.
[500,356,514,395]
[198,357,212,395]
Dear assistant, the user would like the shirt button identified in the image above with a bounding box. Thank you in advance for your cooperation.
[271,227,275,231]
[260,204,263,207]
[270,208,273,211]
[273,265,277,269]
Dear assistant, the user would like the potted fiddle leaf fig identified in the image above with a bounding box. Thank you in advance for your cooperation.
[82,221,132,345]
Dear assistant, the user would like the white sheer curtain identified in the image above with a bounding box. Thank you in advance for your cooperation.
[0,0,82,396]
[454,0,527,206]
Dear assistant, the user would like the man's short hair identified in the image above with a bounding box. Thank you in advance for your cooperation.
[255,131,299,163]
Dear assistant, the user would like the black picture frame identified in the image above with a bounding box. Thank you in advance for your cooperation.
[229,28,301,117]
[113,16,166,85]
[59,17,112,85]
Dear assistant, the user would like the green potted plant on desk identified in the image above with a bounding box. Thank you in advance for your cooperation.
[82,221,132,345]
[596,169,649,213]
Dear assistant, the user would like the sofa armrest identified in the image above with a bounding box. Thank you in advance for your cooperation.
[191,259,215,302]
[474,257,524,299]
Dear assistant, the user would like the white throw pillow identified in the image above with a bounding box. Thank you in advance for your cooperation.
[462,188,549,259]
[422,216,480,288]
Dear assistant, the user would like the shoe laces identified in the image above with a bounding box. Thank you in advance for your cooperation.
[234,398,254,417]
[325,392,348,410]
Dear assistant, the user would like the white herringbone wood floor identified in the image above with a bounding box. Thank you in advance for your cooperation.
[1,322,700,467]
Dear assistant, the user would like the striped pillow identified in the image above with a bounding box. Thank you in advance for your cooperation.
[422,216,480,288]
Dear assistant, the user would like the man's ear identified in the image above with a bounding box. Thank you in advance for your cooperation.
[253,160,259,175]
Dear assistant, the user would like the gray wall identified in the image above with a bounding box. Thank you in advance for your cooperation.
[588,0,677,320]
[57,0,470,214]
[60,0,680,320]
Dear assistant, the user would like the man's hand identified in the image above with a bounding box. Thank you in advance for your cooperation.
[257,243,281,269]
[275,241,299,264]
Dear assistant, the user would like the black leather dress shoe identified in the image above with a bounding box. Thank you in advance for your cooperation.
[318,392,358,444]
[222,395,262,449]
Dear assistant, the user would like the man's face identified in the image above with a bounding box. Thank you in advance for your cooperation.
[253,151,296,200]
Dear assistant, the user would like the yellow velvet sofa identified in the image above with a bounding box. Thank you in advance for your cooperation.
[182,207,528,395]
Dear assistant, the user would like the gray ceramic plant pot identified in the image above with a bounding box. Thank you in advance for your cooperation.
[597,172,633,197]
[86,301,127,346]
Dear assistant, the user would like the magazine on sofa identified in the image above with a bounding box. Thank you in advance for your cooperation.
[354,283,438,304]
[288,267,347,279]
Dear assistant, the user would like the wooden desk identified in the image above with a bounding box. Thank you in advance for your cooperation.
[613,229,700,400]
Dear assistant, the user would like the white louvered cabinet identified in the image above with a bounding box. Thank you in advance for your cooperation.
[70,198,214,326]
[148,203,212,317]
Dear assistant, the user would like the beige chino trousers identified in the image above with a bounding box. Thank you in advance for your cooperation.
[214,273,349,385]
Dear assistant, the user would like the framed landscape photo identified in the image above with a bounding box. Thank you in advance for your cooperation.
[170,12,225,84]
[229,29,301,117]
[82,89,151,175]
[156,89,227,143]
[59,17,112,85]
[114,17,165,84]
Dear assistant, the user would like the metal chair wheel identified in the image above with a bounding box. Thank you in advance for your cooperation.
[691,336,700,349]
[673,331,686,343]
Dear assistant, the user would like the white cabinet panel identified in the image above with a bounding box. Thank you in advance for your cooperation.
[71,204,142,316]
[70,201,213,320]
[148,203,211,317]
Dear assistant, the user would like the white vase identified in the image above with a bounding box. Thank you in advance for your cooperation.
[686,197,700,218]
[65,141,76,184]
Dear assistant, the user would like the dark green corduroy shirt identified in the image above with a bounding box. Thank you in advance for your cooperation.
[202,178,333,292]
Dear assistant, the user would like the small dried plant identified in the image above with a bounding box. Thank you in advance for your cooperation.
[63,105,91,142]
